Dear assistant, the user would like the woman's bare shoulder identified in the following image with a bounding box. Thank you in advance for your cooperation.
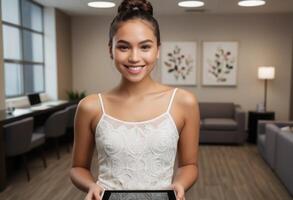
[77,94,100,114]
[176,88,198,108]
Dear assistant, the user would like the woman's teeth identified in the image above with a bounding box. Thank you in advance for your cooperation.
[125,65,145,74]
[126,65,143,68]
[128,66,142,70]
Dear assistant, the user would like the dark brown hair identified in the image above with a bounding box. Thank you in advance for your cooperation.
[109,0,161,47]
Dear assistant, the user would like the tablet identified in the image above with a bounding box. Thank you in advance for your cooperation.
[101,190,176,200]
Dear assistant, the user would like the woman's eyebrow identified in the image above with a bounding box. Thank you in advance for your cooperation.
[117,39,154,44]
[139,39,154,44]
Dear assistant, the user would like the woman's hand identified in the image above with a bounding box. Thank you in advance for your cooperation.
[84,183,104,200]
[171,183,185,200]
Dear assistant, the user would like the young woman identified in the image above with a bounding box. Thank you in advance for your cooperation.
[70,0,200,199]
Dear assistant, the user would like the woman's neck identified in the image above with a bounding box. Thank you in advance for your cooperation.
[117,76,159,97]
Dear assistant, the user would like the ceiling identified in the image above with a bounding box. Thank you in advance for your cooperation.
[35,0,293,16]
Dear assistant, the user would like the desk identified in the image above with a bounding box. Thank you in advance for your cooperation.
[248,111,275,143]
[0,100,73,191]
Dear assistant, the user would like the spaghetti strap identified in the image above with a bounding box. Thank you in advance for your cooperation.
[98,93,105,114]
[167,88,178,113]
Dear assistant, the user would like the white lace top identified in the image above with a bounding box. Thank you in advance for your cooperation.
[95,88,179,190]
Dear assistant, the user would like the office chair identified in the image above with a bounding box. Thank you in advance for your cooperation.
[35,109,68,159]
[64,105,77,152]
[65,104,77,130]
[3,117,47,181]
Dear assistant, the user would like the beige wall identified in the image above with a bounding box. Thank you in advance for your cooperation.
[72,16,120,94]
[56,9,72,100]
[290,38,293,120]
[72,14,293,120]
[0,11,5,110]
[289,18,293,120]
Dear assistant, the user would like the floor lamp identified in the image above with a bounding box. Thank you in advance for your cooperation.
[258,66,275,112]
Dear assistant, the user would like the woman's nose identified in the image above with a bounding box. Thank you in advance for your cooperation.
[128,49,140,62]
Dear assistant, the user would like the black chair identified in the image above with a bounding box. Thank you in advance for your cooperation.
[64,105,77,151]
[65,104,77,131]
[3,117,47,181]
[35,109,68,159]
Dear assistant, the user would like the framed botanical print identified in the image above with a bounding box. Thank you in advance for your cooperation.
[202,41,238,86]
[161,42,197,85]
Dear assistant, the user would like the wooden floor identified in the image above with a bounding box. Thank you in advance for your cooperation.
[0,144,292,200]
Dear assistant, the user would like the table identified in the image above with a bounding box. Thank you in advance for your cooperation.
[0,100,73,191]
[248,111,275,143]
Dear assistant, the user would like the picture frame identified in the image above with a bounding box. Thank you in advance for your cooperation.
[202,41,238,86]
[161,42,197,86]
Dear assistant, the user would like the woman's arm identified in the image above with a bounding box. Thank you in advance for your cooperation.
[70,95,103,199]
[172,90,200,199]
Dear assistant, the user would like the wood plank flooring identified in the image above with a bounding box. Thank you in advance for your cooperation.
[0,144,292,200]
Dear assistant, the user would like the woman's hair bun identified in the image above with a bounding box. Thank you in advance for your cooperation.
[118,0,153,16]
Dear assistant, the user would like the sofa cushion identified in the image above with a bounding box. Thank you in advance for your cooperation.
[202,118,237,130]
[199,103,235,119]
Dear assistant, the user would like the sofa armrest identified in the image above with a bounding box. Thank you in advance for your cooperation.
[257,120,275,137]
[234,107,245,131]
[258,120,293,136]
[264,124,279,169]
[275,131,293,195]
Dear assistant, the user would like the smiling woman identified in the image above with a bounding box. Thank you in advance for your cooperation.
[111,20,159,82]
[70,0,200,200]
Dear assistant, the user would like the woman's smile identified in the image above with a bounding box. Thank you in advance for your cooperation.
[123,64,146,74]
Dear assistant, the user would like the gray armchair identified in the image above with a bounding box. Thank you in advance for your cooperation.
[64,104,77,151]
[35,109,68,159]
[4,117,46,181]
[65,104,77,130]
[199,102,246,144]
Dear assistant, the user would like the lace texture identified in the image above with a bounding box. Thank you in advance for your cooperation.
[95,89,179,190]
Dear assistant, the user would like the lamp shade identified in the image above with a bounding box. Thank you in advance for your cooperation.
[258,66,275,80]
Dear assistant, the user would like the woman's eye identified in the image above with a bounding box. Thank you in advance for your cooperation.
[117,46,129,51]
[141,45,151,50]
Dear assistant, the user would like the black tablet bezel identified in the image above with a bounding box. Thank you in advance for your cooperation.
[101,190,176,200]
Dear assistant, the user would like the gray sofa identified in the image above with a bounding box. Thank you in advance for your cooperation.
[257,121,293,196]
[199,102,246,144]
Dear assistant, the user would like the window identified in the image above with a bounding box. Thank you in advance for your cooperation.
[1,0,44,98]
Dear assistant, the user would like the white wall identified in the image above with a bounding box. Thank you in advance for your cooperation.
[72,14,293,120]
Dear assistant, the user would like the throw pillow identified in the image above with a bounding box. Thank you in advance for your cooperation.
[280,126,293,133]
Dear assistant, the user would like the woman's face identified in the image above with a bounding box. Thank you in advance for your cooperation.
[110,19,160,83]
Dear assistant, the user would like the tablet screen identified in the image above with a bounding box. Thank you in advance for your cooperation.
[102,190,176,200]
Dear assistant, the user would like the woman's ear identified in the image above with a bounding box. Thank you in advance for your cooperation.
[156,45,160,59]
[109,45,113,59]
